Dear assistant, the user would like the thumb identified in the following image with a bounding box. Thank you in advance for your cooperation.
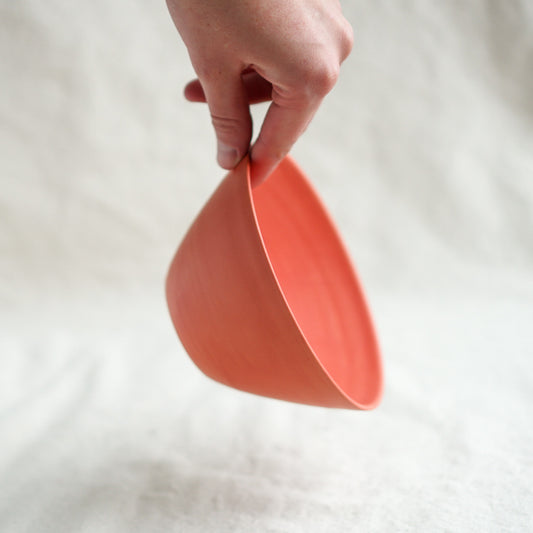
[200,73,253,170]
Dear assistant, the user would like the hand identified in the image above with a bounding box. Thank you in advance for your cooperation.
[166,0,353,184]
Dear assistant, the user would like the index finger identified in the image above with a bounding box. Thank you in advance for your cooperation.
[250,101,317,186]
[250,68,339,186]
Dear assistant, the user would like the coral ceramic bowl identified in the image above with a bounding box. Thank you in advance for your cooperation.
[166,156,383,409]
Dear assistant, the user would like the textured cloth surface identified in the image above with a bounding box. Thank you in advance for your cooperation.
[1,1,532,531]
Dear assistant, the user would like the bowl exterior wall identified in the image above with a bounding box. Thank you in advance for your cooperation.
[166,159,357,408]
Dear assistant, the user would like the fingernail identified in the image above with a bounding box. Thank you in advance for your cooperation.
[217,141,239,169]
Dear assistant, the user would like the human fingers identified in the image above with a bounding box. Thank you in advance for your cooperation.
[200,71,254,170]
[184,79,205,102]
[250,66,339,185]
[185,71,273,105]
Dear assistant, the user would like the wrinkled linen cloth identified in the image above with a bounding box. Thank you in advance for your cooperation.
[1,1,532,531]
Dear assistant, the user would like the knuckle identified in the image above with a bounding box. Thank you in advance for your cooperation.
[210,113,252,149]
[210,114,241,137]
[304,60,340,97]
[284,59,340,105]
[340,21,355,60]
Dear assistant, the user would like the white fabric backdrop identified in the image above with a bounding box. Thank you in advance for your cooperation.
[1,1,532,531]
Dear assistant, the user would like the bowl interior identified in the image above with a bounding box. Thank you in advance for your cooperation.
[251,158,382,408]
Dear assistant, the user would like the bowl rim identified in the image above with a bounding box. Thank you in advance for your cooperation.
[245,155,384,410]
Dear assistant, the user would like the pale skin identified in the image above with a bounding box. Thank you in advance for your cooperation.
[166,0,353,184]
